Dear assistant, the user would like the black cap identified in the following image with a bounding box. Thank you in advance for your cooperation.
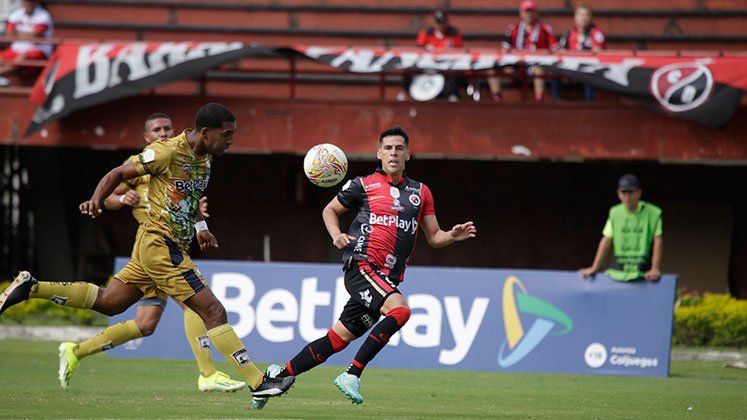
[433,10,448,23]
[618,174,640,191]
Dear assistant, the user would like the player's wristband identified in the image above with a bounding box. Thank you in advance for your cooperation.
[194,220,209,233]
[119,195,126,204]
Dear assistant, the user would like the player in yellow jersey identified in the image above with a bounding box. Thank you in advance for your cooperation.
[54,113,245,392]
[0,103,295,401]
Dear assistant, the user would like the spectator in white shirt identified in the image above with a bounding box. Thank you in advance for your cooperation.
[0,0,53,87]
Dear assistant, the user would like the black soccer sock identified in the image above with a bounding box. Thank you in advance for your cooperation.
[280,329,348,378]
[347,307,411,377]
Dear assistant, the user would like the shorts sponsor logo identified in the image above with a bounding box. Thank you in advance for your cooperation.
[498,276,573,368]
[408,194,420,207]
[51,295,68,305]
[361,313,375,328]
[232,348,251,366]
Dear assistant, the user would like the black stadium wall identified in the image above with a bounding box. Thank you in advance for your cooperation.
[4,146,746,298]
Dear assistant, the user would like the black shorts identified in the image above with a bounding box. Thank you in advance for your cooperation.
[339,260,401,338]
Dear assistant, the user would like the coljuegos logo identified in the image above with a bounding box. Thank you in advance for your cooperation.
[498,276,573,367]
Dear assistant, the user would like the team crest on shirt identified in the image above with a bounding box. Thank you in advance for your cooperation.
[408,194,421,207]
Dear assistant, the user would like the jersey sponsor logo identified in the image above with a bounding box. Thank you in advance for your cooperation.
[181,164,192,172]
[174,177,209,192]
[368,212,418,234]
[405,185,421,193]
[368,195,386,201]
[231,348,251,366]
[409,194,421,207]
[650,62,713,113]
[391,198,405,212]
[363,181,382,190]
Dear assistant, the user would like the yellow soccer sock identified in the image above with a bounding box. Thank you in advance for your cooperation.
[30,282,98,309]
[74,320,143,359]
[207,324,263,389]
[183,308,216,377]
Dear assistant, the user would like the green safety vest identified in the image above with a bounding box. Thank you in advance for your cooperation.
[603,201,663,282]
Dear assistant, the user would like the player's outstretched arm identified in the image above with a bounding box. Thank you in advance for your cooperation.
[421,215,477,249]
[80,162,140,218]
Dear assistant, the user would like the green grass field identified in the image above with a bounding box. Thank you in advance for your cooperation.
[1,340,745,419]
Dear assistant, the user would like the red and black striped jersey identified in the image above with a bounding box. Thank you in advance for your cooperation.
[337,168,435,282]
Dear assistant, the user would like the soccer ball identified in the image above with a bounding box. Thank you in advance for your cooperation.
[303,143,348,187]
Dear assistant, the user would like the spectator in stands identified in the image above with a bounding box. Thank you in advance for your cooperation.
[398,9,464,102]
[0,0,53,87]
[553,4,606,101]
[579,174,663,282]
[487,0,558,102]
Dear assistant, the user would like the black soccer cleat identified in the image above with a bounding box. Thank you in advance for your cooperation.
[250,374,295,399]
[0,271,37,315]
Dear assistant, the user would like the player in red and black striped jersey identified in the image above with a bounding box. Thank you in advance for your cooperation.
[488,0,558,102]
[253,126,476,409]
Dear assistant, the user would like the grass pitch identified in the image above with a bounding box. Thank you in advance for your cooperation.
[0,340,745,419]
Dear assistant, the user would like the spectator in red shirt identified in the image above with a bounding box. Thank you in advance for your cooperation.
[553,4,606,100]
[399,10,464,101]
[487,0,558,102]
[0,0,53,87]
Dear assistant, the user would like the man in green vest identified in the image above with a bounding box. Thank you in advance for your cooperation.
[580,174,663,282]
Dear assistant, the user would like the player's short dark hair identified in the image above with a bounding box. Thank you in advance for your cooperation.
[195,103,235,130]
[379,126,409,145]
[144,112,171,130]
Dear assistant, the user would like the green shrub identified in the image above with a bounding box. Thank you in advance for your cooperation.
[0,281,108,326]
[673,291,747,348]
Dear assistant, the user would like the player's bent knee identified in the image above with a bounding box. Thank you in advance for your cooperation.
[200,299,228,327]
[386,306,411,326]
[135,319,159,336]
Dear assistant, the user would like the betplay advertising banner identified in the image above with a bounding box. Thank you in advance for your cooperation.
[109,259,677,378]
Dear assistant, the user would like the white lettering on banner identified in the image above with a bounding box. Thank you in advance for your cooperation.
[439,296,490,365]
[255,289,298,342]
[73,41,244,100]
[298,277,331,342]
[75,44,114,99]
[210,272,490,366]
[211,272,255,338]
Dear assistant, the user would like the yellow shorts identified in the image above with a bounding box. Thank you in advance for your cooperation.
[115,228,207,303]
[124,227,167,302]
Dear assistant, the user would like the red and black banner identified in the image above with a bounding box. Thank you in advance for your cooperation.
[27,43,747,134]
[26,42,276,135]
[298,47,747,128]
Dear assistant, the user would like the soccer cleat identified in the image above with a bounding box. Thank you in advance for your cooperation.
[58,342,80,390]
[250,374,295,399]
[198,370,246,392]
[251,364,283,410]
[0,271,37,315]
[334,372,363,404]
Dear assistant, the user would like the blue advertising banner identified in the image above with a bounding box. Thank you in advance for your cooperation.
[109,259,677,377]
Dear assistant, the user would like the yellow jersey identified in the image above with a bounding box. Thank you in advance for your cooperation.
[129,130,211,244]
